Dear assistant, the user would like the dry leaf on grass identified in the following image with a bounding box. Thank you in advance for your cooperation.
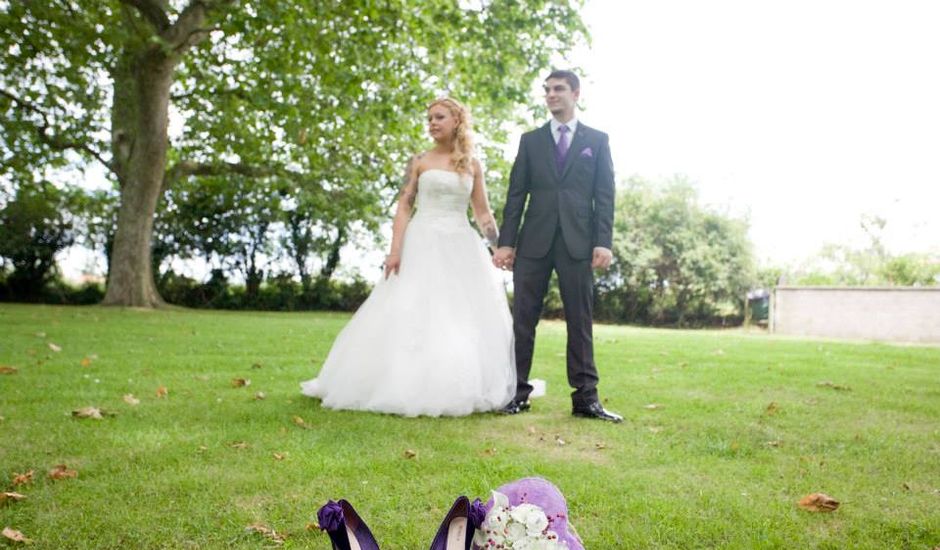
[481,447,498,457]
[764,401,779,415]
[0,366,17,374]
[644,403,661,410]
[403,449,418,459]
[231,378,250,388]
[80,357,93,367]
[292,416,310,429]
[245,523,286,545]
[798,492,840,512]
[155,386,168,398]
[817,381,851,391]
[1,492,27,505]
[230,441,250,449]
[2,527,31,543]
[72,406,108,419]
[272,453,286,461]
[48,342,62,352]
[48,464,78,480]
[254,392,266,400]
[595,442,607,450]
[555,436,567,446]
[123,394,140,406]
[11,471,33,487]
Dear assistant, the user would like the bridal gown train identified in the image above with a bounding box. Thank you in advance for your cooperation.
[301,169,516,416]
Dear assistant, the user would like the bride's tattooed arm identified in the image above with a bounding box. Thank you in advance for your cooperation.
[385,154,421,278]
[469,158,500,252]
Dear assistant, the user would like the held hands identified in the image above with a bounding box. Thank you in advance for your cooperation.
[384,253,401,279]
[492,247,516,271]
[591,247,613,270]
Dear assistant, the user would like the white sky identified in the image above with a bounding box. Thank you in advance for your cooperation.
[570,0,940,263]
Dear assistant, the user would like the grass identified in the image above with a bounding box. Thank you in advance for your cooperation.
[0,303,938,549]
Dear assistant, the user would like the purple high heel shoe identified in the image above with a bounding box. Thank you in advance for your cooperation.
[317,499,380,550]
[428,496,484,550]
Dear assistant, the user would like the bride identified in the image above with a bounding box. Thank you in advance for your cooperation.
[301,98,515,417]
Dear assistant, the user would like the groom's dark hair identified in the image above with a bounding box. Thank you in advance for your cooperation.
[546,69,580,92]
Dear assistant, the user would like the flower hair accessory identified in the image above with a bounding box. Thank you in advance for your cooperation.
[472,490,567,549]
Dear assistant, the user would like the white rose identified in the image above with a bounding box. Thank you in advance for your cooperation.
[509,503,550,536]
[505,520,527,542]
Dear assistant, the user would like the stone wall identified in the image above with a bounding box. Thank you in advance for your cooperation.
[771,287,940,344]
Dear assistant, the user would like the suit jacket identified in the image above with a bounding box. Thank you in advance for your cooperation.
[498,121,615,260]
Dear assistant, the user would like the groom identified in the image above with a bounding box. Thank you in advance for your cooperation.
[493,70,622,423]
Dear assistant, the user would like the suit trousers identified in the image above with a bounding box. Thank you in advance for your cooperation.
[512,228,599,407]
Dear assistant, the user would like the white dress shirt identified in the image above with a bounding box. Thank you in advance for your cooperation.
[550,117,578,144]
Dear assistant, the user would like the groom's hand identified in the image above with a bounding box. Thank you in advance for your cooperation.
[493,247,515,271]
[591,247,613,270]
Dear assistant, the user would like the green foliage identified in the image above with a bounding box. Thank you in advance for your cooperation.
[594,176,755,326]
[2,0,589,302]
[2,304,939,548]
[787,215,940,287]
[0,183,78,298]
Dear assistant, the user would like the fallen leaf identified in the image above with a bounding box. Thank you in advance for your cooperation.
[155,386,168,398]
[254,392,266,400]
[231,378,250,388]
[403,449,417,459]
[48,342,62,352]
[595,442,607,450]
[197,445,208,453]
[72,406,106,419]
[1,492,27,504]
[555,436,567,446]
[123,394,140,406]
[2,527,31,543]
[292,416,310,429]
[35,332,46,338]
[48,464,78,480]
[272,453,286,461]
[798,492,840,512]
[901,482,911,491]
[245,523,286,544]
[644,403,661,410]
[230,441,250,449]
[817,381,851,391]
[0,366,17,374]
[305,522,319,531]
[764,401,779,415]
[766,440,781,447]
[481,447,498,456]
[527,426,537,435]
[11,471,33,487]
[80,357,93,367]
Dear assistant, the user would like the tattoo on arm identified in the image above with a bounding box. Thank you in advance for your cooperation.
[482,219,499,248]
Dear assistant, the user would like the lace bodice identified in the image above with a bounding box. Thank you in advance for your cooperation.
[412,169,472,227]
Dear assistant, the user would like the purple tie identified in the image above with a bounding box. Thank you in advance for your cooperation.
[555,124,570,174]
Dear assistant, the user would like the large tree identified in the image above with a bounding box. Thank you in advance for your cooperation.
[1,1,586,306]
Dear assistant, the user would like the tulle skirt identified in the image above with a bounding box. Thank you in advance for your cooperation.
[301,214,516,417]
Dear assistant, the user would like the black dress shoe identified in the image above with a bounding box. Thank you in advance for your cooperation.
[572,401,623,423]
[498,400,531,415]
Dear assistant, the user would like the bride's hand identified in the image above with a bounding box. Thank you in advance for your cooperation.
[384,253,401,279]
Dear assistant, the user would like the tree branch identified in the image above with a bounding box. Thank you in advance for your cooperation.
[1,88,114,175]
[163,159,307,190]
[163,0,234,54]
[118,0,170,32]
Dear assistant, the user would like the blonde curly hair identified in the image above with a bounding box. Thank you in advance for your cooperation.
[428,97,474,175]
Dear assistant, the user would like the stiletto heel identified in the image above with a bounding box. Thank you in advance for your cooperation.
[429,496,480,550]
[317,499,380,550]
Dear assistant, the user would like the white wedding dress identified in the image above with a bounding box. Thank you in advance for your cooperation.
[301,169,516,416]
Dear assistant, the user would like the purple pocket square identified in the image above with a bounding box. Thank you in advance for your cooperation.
[579,147,593,158]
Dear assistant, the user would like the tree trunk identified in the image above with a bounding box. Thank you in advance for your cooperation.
[319,226,346,280]
[101,2,212,307]
[102,48,174,307]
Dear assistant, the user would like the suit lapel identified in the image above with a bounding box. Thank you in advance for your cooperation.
[538,123,558,181]
[560,124,589,182]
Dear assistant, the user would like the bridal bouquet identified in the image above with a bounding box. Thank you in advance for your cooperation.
[469,477,582,550]
[472,490,567,549]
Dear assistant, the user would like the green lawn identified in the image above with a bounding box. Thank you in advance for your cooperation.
[1,304,938,549]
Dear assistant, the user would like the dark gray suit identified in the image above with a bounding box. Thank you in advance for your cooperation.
[498,121,615,406]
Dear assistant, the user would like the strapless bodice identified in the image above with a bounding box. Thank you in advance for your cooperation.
[412,169,472,227]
